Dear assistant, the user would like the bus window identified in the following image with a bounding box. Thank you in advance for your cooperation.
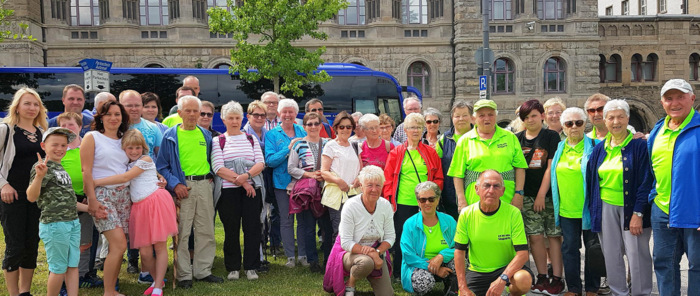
[379,97,402,124]
[354,98,376,115]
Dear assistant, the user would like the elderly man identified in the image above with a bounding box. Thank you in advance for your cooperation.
[48,84,94,136]
[92,92,116,115]
[393,96,422,144]
[156,95,223,288]
[164,86,197,127]
[262,91,281,130]
[454,170,533,296]
[305,98,335,138]
[119,90,163,158]
[647,79,700,296]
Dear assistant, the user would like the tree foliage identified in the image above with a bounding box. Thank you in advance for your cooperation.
[208,0,348,96]
[0,0,34,42]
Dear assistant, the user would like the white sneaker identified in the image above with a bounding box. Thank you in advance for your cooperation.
[298,256,310,267]
[245,270,258,280]
[285,257,296,268]
[227,270,239,280]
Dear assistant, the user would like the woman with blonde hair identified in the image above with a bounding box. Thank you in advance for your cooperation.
[0,87,48,296]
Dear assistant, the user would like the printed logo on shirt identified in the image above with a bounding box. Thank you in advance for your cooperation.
[199,141,206,146]
[497,234,511,241]
[523,148,547,169]
[497,143,508,148]
[441,239,447,245]
[54,170,72,185]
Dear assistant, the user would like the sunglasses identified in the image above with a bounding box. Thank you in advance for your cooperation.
[418,196,437,203]
[586,106,604,114]
[200,112,213,118]
[337,125,353,130]
[304,122,321,127]
[426,120,440,125]
[564,120,585,128]
[249,113,266,119]
[309,108,324,113]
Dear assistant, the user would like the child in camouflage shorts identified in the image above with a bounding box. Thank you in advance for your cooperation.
[27,127,87,296]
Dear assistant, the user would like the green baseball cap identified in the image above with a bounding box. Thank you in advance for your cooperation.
[42,127,77,143]
[473,99,498,112]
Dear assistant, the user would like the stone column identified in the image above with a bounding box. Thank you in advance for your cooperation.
[178,0,196,23]
[107,0,124,23]
[380,0,397,22]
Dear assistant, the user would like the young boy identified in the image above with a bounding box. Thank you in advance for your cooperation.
[27,127,86,296]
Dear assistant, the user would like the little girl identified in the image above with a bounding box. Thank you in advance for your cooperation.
[94,129,177,296]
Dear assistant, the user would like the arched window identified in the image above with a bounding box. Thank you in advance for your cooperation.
[70,0,100,26]
[339,0,366,25]
[690,53,700,81]
[214,63,231,69]
[141,0,169,25]
[493,58,514,94]
[544,57,565,93]
[643,54,657,81]
[145,63,164,68]
[408,62,430,97]
[599,54,620,83]
[402,0,428,24]
[631,53,643,82]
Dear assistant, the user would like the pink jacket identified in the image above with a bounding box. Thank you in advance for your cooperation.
[323,236,393,296]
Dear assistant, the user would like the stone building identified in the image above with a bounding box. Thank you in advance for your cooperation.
[599,0,686,15]
[2,0,699,131]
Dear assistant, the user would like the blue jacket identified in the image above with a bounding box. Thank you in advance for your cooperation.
[156,124,213,192]
[551,136,598,229]
[647,111,700,229]
[400,211,456,293]
[586,137,652,233]
[264,124,307,190]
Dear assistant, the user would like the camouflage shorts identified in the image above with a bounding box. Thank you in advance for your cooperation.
[522,195,561,237]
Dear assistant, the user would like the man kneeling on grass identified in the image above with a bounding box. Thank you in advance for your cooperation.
[454,170,534,296]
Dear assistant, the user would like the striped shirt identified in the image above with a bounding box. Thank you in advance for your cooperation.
[211,133,265,188]
[265,117,280,131]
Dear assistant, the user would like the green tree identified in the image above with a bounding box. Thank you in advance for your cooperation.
[0,0,33,42]
[208,0,348,96]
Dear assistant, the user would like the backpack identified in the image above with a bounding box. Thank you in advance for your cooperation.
[218,133,254,150]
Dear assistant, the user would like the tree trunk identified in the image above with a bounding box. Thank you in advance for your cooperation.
[273,76,280,94]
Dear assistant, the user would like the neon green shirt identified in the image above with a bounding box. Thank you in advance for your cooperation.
[163,114,183,128]
[177,127,210,176]
[436,132,463,158]
[423,221,448,260]
[555,140,585,218]
[587,126,607,140]
[447,126,528,205]
[598,131,633,206]
[397,150,427,206]
[651,110,695,214]
[61,148,83,196]
[454,202,527,273]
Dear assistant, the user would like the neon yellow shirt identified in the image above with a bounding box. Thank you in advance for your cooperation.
[423,221,448,260]
[397,150,428,206]
[61,148,83,195]
[177,127,210,176]
[163,114,183,128]
[454,202,527,273]
[447,126,528,205]
[555,140,585,218]
[598,131,633,206]
[651,110,695,214]
[436,132,463,158]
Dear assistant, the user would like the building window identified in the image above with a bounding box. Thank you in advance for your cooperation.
[690,54,700,81]
[599,54,621,83]
[98,0,109,22]
[429,0,443,19]
[408,62,431,97]
[214,63,231,69]
[544,57,566,93]
[643,54,657,81]
[631,54,643,82]
[366,0,380,21]
[168,0,180,19]
[70,0,100,26]
[193,0,207,21]
[339,0,366,25]
[537,0,564,20]
[51,0,69,21]
[639,0,646,15]
[392,0,401,19]
[123,0,139,21]
[605,5,612,15]
[490,0,512,20]
[402,0,428,24]
[140,0,169,25]
[622,0,629,14]
[493,58,515,94]
[658,0,666,12]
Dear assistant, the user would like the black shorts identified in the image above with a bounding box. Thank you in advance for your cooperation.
[466,265,534,296]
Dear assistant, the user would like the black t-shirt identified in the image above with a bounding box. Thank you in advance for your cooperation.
[7,126,45,195]
[516,128,560,197]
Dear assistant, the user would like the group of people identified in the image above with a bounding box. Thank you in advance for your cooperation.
[0,76,698,296]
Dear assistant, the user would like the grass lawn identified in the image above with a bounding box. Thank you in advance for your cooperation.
[0,219,449,295]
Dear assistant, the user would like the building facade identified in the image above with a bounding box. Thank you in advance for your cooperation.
[599,0,686,15]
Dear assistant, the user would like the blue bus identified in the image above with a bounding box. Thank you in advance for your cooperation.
[0,63,421,131]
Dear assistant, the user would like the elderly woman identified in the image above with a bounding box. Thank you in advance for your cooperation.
[384,112,443,282]
[447,99,528,210]
[515,99,564,294]
[378,113,401,146]
[288,112,331,273]
[212,101,265,281]
[321,111,362,237]
[421,108,442,148]
[264,99,307,268]
[544,97,566,139]
[551,107,604,296]
[359,114,394,169]
[81,100,131,296]
[0,87,48,296]
[400,181,457,295]
[198,101,220,137]
[141,92,168,134]
[436,100,472,220]
[586,100,653,296]
[323,165,395,296]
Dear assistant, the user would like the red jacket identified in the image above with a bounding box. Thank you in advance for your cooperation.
[383,142,443,211]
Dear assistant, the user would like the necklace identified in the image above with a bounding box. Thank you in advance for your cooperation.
[426,224,436,233]
[19,127,38,143]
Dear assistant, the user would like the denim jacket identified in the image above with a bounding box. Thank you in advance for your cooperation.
[156,124,212,192]
[551,136,598,229]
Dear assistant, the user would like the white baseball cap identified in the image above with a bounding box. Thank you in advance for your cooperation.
[660,79,693,97]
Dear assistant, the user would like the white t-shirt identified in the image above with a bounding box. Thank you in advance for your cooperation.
[322,140,361,186]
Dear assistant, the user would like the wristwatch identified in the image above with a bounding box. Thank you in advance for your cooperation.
[633,211,644,218]
[500,274,510,286]
[514,190,524,196]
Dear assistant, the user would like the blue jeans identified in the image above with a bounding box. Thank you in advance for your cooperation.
[297,209,318,264]
[559,216,603,293]
[651,203,700,296]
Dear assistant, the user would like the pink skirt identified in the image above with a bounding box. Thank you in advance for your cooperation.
[128,188,179,249]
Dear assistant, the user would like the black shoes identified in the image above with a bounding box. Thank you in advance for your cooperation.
[195,274,224,283]
[176,279,193,289]
[127,261,139,274]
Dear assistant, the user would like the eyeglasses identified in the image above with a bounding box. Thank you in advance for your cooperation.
[418,196,437,203]
[363,126,379,131]
[249,113,266,119]
[480,183,503,190]
[200,112,213,118]
[337,125,353,130]
[586,106,604,114]
[564,120,585,128]
[304,122,321,127]
[309,108,323,113]
[546,111,563,116]
[405,126,423,131]
[426,120,440,125]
